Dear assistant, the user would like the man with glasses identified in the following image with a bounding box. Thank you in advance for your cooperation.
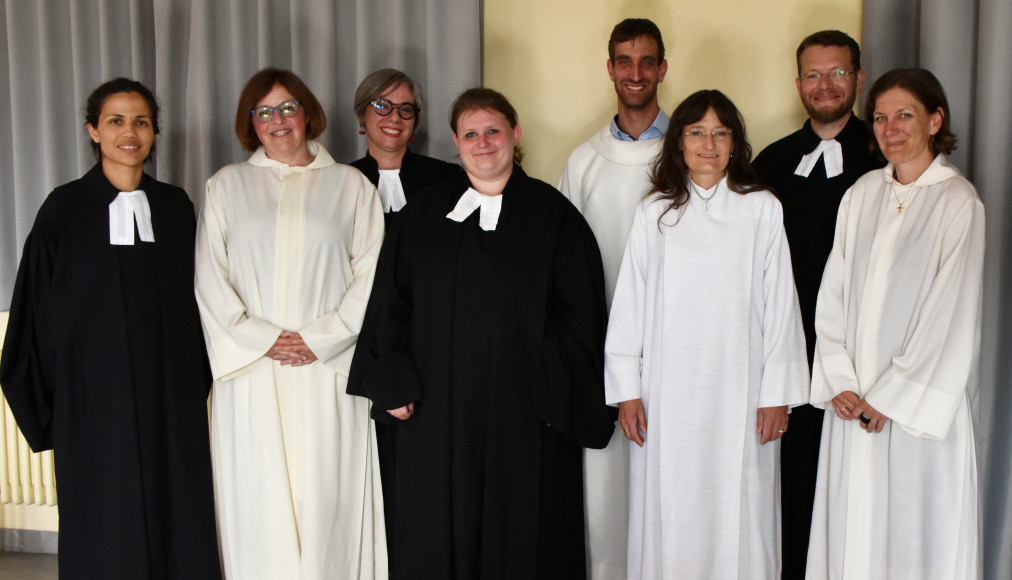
[557,17,667,580]
[752,29,884,579]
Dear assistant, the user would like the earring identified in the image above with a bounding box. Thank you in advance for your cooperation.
[409,138,416,143]
[358,130,365,135]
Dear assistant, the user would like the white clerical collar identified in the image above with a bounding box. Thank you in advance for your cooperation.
[795,139,843,178]
[377,169,407,213]
[446,187,503,231]
[109,190,155,245]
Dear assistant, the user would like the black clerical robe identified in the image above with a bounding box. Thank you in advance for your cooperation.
[349,147,461,572]
[348,166,614,579]
[752,115,884,580]
[350,148,461,229]
[0,165,220,580]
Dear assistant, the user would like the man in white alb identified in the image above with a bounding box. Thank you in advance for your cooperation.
[557,17,668,580]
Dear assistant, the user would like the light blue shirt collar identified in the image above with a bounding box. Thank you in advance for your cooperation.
[610,109,669,141]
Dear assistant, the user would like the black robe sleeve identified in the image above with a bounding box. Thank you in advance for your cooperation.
[531,200,615,450]
[0,199,60,451]
[347,208,424,422]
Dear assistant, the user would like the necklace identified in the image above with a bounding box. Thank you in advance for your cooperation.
[890,178,916,214]
[691,182,718,212]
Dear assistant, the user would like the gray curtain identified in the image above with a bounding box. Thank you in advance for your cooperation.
[0,0,481,309]
[862,1,1012,578]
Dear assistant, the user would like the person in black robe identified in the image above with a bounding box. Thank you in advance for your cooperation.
[348,88,614,579]
[349,68,461,229]
[751,31,884,579]
[348,69,461,574]
[0,78,219,580]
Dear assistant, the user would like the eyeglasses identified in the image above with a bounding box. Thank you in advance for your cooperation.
[370,98,418,120]
[683,128,733,141]
[251,100,301,123]
[802,70,856,84]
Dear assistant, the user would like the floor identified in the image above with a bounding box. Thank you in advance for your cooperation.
[0,551,58,579]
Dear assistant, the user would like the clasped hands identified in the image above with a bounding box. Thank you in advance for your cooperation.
[831,390,887,433]
[267,330,318,366]
[617,399,789,446]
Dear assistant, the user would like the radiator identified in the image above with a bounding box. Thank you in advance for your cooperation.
[1,395,57,507]
[0,311,58,509]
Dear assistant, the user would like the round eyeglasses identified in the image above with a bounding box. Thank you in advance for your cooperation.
[251,100,301,123]
[370,98,418,120]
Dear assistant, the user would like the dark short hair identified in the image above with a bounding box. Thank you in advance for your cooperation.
[796,30,861,76]
[449,88,524,165]
[234,68,326,152]
[353,68,424,130]
[650,90,762,221]
[608,18,665,63]
[85,78,160,161]
[864,68,957,156]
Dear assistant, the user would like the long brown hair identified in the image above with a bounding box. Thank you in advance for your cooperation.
[650,90,763,223]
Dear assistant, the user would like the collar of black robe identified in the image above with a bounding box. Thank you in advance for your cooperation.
[82,162,155,204]
[442,163,533,208]
[354,147,424,186]
[798,114,872,154]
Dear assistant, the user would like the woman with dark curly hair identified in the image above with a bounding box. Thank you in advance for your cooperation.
[606,89,808,579]
[806,68,983,580]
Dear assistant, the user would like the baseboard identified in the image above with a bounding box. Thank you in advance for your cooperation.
[0,529,58,554]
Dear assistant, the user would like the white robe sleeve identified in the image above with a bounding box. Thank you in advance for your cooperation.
[757,199,810,408]
[297,179,384,377]
[195,179,283,381]
[864,196,985,440]
[810,191,860,407]
[557,157,584,211]
[604,201,649,404]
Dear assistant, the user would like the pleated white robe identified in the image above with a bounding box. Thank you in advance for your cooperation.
[195,142,387,579]
[559,125,663,580]
[806,155,984,580]
[606,180,809,579]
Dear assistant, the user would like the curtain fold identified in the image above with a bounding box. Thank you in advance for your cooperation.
[861,1,1012,578]
[0,0,481,309]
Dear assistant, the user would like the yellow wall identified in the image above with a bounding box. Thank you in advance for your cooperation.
[484,0,863,183]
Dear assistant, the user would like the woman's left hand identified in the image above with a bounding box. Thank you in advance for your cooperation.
[851,400,888,433]
[270,331,319,366]
[757,406,789,445]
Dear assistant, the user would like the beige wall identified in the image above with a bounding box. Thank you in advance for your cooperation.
[484,0,863,183]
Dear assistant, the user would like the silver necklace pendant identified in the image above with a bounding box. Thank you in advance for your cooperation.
[703,200,710,212]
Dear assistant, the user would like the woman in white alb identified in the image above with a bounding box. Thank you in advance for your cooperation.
[606,89,809,579]
[806,69,984,580]
[195,68,386,579]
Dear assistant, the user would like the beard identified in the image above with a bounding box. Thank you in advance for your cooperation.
[802,88,857,125]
